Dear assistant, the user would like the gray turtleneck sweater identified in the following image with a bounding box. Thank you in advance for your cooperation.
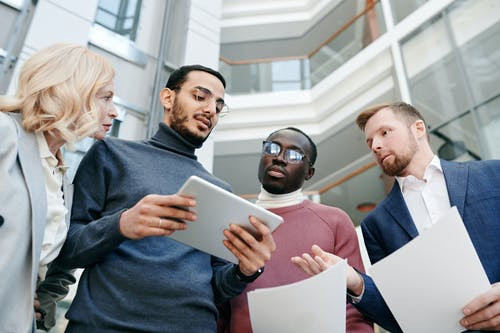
[57,123,247,332]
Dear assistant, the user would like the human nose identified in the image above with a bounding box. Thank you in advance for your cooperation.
[370,137,382,153]
[109,103,118,119]
[201,97,217,116]
[272,149,287,164]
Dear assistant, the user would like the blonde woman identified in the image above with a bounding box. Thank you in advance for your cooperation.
[0,43,117,332]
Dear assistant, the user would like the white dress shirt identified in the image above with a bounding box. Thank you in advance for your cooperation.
[396,155,451,234]
[35,132,68,280]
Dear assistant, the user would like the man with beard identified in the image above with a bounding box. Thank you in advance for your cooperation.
[55,65,276,332]
[224,127,373,333]
[292,102,500,332]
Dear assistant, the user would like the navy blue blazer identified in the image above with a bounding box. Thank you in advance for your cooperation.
[354,159,500,332]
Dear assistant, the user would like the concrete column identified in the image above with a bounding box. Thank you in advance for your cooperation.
[183,0,223,172]
[7,0,98,93]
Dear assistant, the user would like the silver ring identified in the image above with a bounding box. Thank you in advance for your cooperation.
[158,218,163,228]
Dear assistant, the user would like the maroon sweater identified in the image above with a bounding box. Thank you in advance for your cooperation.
[226,200,373,333]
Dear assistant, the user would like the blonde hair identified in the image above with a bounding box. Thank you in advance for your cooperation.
[0,43,114,143]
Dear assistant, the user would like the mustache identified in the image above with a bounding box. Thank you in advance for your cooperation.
[194,113,212,128]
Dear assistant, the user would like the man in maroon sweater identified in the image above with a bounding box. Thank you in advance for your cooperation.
[225,127,373,332]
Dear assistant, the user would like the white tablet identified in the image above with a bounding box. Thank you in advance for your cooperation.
[170,175,283,263]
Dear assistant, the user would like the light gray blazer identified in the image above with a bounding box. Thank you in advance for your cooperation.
[0,112,74,332]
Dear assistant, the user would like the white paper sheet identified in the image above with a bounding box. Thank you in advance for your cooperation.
[369,206,491,333]
[248,260,347,333]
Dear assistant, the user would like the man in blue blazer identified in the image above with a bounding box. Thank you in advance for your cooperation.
[293,102,499,332]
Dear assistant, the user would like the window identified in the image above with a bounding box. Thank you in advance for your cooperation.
[95,0,142,41]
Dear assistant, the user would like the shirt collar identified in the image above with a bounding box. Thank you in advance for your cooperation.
[396,155,442,192]
[256,186,306,209]
[35,131,68,172]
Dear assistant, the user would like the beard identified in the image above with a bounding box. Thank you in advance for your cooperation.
[380,153,413,176]
[380,131,418,177]
[169,98,211,146]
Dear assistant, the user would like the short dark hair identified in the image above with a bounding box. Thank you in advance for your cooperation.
[266,127,317,166]
[356,101,427,131]
[165,64,226,90]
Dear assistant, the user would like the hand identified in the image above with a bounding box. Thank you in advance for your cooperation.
[460,282,500,330]
[119,194,197,239]
[291,244,364,296]
[223,216,276,276]
[34,293,42,320]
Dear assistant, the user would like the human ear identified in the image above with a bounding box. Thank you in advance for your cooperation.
[414,120,427,138]
[305,166,315,180]
[160,88,174,112]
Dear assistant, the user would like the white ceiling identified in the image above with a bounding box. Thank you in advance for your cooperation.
[220,0,345,44]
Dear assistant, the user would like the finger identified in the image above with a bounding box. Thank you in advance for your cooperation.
[227,224,259,253]
[150,217,188,231]
[223,228,262,265]
[248,216,271,238]
[291,256,316,276]
[462,301,500,329]
[314,256,330,271]
[463,314,500,330]
[301,253,322,274]
[311,244,326,258]
[151,205,197,222]
[223,239,253,272]
[35,312,42,320]
[149,194,197,209]
[463,284,500,316]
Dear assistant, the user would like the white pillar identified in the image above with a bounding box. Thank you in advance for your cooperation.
[183,0,223,172]
[8,0,98,94]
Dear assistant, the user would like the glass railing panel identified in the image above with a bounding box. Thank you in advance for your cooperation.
[310,1,385,87]
[220,0,385,95]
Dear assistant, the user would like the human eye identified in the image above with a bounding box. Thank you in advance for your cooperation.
[382,129,392,136]
[269,142,281,155]
[288,149,304,162]
[194,88,210,102]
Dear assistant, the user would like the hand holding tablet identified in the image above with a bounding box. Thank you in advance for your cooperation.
[172,176,282,264]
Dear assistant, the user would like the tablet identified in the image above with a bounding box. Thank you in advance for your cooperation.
[170,175,283,263]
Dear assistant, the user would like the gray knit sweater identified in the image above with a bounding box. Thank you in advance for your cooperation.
[57,123,247,332]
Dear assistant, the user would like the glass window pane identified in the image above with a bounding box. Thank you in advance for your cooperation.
[98,0,120,14]
[95,10,117,28]
[390,0,429,24]
[476,95,500,159]
[95,0,141,41]
[401,15,467,129]
[123,17,133,30]
[127,0,139,16]
[403,0,500,161]
[449,0,500,109]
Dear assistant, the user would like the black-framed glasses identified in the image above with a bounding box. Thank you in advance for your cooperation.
[262,141,310,165]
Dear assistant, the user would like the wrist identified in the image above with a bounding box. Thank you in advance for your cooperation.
[348,269,364,296]
[233,265,264,283]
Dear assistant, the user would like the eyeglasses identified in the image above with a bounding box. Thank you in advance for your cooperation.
[191,87,229,117]
[262,141,310,165]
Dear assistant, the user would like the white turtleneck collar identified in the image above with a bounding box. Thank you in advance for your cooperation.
[256,186,306,209]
